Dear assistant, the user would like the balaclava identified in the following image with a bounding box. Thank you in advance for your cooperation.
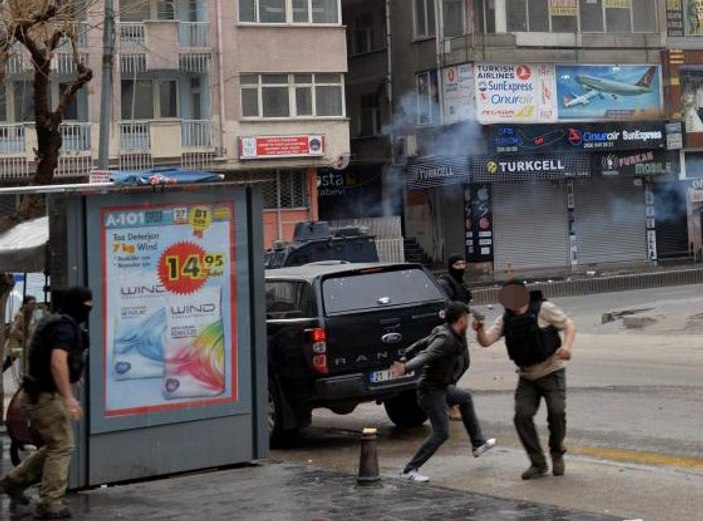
[447,254,465,284]
[59,286,93,325]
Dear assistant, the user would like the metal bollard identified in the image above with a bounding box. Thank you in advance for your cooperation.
[357,427,380,486]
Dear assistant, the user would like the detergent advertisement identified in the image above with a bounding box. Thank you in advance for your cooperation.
[102,202,237,417]
[556,65,663,121]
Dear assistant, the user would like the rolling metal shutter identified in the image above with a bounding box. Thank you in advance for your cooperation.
[653,182,689,259]
[493,182,569,271]
[575,178,646,265]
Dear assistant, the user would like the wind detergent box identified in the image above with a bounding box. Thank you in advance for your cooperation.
[163,286,226,400]
[112,276,167,380]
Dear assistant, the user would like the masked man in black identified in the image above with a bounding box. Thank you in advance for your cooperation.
[1,287,92,519]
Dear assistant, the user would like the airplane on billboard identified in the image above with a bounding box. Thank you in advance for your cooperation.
[562,66,656,108]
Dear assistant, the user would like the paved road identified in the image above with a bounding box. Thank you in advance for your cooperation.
[0,460,622,521]
[274,284,703,521]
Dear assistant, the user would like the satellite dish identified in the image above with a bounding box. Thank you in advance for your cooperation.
[331,153,351,171]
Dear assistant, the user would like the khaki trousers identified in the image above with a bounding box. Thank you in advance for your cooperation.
[8,391,75,508]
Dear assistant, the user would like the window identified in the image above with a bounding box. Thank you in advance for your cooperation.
[359,93,381,137]
[239,0,340,24]
[121,79,179,120]
[120,0,174,21]
[416,70,440,126]
[443,0,466,38]
[265,282,314,318]
[240,73,344,118]
[322,269,445,315]
[352,13,376,55]
[505,0,656,32]
[9,81,86,122]
[13,81,34,122]
[156,0,176,20]
[59,83,79,120]
[414,0,436,38]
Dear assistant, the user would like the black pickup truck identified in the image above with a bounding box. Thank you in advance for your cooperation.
[266,262,447,447]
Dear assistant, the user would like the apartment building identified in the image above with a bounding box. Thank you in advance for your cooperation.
[342,0,691,273]
[0,0,349,247]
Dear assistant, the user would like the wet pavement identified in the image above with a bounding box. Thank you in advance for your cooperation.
[0,457,622,521]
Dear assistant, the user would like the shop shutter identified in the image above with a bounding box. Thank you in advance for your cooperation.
[653,182,689,259]
[493,182,569,271]
[574,178,646,265]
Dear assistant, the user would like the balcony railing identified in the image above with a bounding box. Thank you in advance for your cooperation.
[178,22,210,48]
[182,120,215,150]
[118,22,146,51]
[60,122,92,152]
[0,124,26,156]
[119,121,151,152]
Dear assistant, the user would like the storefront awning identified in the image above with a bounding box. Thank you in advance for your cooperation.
[405,156,471,190]
[0,216,48,273]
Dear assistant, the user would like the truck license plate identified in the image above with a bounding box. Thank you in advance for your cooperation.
[368,369,414,384]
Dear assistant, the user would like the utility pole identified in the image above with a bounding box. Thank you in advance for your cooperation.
[98,0,116,170]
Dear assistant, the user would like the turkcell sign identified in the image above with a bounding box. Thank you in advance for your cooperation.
[488,121,667,153]
[473,155,591,181]
[495,159,565,173]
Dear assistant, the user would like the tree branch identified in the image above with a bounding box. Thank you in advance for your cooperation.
[53,31,93,124]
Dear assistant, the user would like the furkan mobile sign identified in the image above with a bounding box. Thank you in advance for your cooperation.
[475,64,557,124]
[556,65,663,121]
[102,202,237,417]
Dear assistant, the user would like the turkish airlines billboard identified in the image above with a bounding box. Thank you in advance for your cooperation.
[475,64,557,124]
[556,65,663,121]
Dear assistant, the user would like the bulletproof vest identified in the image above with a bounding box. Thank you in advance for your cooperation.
[26,314,85,394]
[503,301,562,368]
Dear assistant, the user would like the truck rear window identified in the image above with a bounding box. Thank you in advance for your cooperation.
[322,268,445,314]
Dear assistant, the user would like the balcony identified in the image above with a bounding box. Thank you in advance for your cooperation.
[120,119,216,157]
[182,120,215,151]
[0,124,26,156]
[60,123,92,153]
[118,21,211,72]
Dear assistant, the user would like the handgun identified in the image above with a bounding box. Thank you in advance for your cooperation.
[469,308,485,322]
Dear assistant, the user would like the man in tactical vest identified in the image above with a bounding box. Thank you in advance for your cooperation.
[473,280,576,480]
[438,254,472,421]
[391,302,495,483]
[0,287,92,519]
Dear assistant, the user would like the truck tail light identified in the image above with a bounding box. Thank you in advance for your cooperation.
[305,328,329,374]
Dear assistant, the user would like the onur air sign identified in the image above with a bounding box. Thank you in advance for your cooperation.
[475,64,557,124]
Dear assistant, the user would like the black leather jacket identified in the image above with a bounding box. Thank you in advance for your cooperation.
[404,324,468,389]
[438,274,473,304]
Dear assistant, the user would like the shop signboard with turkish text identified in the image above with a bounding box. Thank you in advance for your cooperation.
[594,150,681,177]
[686,0,703,36]
[443,64,475,125]
[101,202,238,418]
[667,0,685,36]
[239,135,325,159]
[488,121,667,153]
[472,155,591,182]
[475,64,557,124]
[464,183,494,262]
[556,65,663,121]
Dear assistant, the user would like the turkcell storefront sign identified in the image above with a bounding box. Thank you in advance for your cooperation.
[595,150,681,177]
[475,64,557,124]
[406,156,471,189]
[488,121,667,153]
[556,65,663,121]
[472,155,591,181]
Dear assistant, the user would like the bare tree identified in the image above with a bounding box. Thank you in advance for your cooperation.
[0,0,96,425]
[0,0,95,222]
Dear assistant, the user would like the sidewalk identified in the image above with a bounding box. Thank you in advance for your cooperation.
[0,454,621,521]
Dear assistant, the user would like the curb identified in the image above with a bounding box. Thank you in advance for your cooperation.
[471,267,703,305]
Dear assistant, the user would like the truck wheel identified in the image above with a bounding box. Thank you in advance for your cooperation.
[384,391,427,428]
[268,379,299,449]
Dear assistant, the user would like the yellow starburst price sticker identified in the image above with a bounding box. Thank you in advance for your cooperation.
[188,206,212,238]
